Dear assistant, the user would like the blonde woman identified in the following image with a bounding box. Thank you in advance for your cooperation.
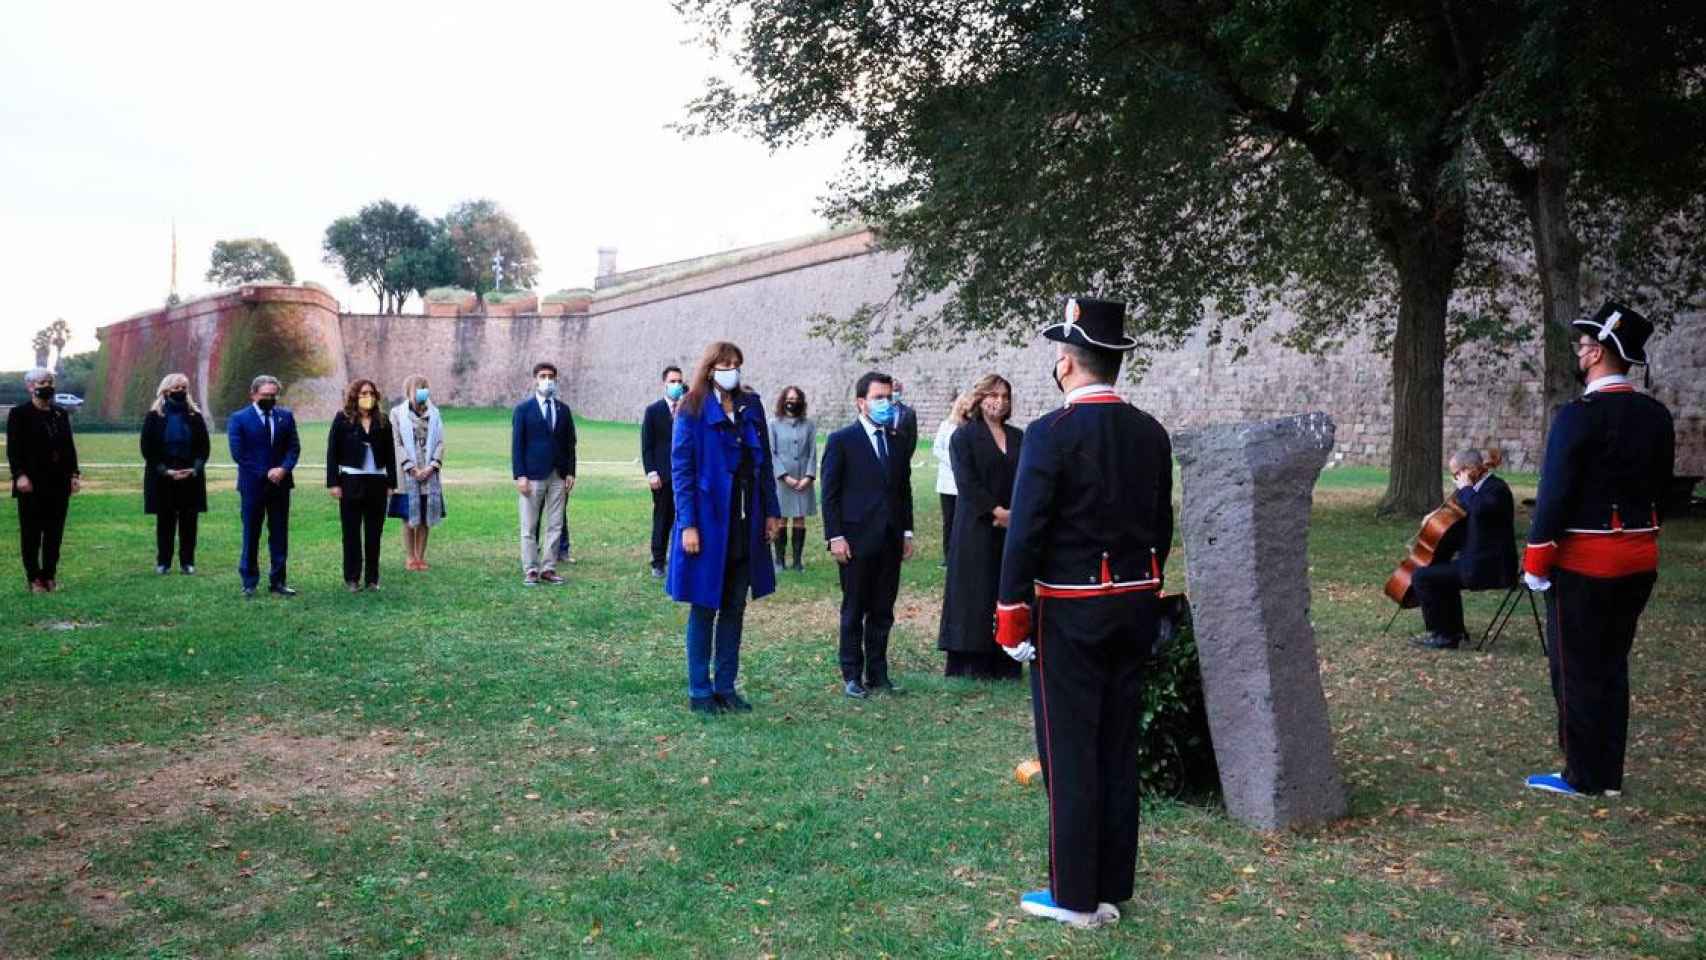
[931,390,975,568]
[937,374,1023,680]
[139,373,211,574]
[390,375,446,571]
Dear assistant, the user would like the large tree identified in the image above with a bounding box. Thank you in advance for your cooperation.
[322,200,437,313]
[206,238,296,286]
[1471,1,1706,434]
[442,199,539,301]
[679,0,1541,514]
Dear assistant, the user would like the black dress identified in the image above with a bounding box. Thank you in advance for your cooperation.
[937,419,1024,679]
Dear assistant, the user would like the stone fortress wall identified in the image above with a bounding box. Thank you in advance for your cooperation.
[96,227,1705,473]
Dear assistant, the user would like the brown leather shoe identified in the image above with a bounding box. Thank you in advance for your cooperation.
[523,569,541,586]
[28,579,47,594]
[540,570,567,585]
[43,579,58,593]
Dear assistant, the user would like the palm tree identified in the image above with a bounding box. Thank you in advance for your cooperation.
[30,327,51,368]
[48,318,71,373]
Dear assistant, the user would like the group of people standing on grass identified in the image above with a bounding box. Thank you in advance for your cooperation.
[7,369,448,596]
[5,294,1680,932]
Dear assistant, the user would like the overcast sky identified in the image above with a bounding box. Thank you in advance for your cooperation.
[0,0,851,370]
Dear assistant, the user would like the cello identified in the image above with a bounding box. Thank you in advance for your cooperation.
[1383,448,1502,608]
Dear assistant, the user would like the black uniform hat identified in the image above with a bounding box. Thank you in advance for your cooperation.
[1042,297,1139,353]
[1573,300,1653,366]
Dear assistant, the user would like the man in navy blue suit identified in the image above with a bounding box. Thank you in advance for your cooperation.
[227,374,301,597]
[821,370,915,699]
[511,361,577,585]
[1408,449,1519,650]
[641,365,686,578]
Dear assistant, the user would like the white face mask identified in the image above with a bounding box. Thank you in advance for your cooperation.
[712,368,741,392]
[536,377,557,396]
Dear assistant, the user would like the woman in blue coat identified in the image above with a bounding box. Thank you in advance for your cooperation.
[668,340,783,714]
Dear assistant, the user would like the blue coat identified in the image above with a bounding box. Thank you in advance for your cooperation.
[667,390,782,609]
[227,404,301,496]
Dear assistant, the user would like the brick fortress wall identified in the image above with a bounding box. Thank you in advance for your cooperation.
[97,229,1705,474]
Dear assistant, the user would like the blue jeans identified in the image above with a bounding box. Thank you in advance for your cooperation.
[685,556,751,699]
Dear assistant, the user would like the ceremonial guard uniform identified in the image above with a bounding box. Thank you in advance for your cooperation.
[1523,301,1674,797]
[995,298,1173,922]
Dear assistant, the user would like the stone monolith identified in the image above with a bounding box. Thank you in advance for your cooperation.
[1174,413,1347,829]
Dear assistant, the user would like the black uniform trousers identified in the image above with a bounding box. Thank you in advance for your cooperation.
[837,531,903,686]
[1410,563,1467,638]
[18,490,71,583]
[1545,568,1657,794]
[650,483,675,569]
[1031,590,1155,912]
[337,475,388,586]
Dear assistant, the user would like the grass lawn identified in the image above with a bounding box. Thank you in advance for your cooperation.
[2,407,1702,958]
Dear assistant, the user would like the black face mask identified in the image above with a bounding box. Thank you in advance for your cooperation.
[167,391,188,405]
[1050,359,1065,394]
[256,396,277,413]
[34,385,55,400]
[785,401,802,414]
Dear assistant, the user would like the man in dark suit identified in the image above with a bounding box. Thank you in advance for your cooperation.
[511,361,577,585]
[641,365,686,577]
[1522,300,1674,799]
[226,374,301,597]
[890,378,919,463]
[821,371,915,698]
[1409,449,1519,649]
[995,297,1172,929]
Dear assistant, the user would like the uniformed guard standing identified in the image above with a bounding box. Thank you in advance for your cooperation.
[994,297,1173,928]
[1522,300,1675,799]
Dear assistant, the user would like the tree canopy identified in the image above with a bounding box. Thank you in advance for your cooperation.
[322,201,442,314]
[206,238,295,287]
[443,199,539,298]
[679,0,1704,514]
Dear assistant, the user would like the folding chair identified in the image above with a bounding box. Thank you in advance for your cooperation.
[1475,582,1545,654]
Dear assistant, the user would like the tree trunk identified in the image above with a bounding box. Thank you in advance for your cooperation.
[1377,232,1458,517]
[1530,120,1582,446]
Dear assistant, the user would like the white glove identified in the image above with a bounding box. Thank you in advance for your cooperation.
[1004,640,1036,663]
[1523,572,1551,593]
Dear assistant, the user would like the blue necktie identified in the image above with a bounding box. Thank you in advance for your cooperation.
[875,428,889,468]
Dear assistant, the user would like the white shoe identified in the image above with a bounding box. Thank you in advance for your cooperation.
[1095,902,1121,924]
[1019,890,1107,928]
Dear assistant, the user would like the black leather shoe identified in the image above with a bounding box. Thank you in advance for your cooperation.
[269,585,298,597]
[689,697,719,715]
[1416,632,1461,650]
[866,679,903,695]
[241,587,256,598]
[651,565,665,579]
[715,692,753,713]
[843,680,868,700]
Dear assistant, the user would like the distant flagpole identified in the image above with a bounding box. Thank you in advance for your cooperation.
[169,219,179,301]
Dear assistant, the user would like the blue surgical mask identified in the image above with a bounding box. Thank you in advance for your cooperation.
[415,387,430,405]
[665,382,686,401]
[868,397,894,425]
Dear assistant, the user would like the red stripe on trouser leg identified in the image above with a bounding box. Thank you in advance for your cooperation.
[1033,598,1060,901]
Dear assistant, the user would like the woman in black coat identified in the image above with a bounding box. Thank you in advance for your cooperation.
[8,367,81,593]
[140,374,211,574]
[937,374,1024,679]
[326,379,398,592]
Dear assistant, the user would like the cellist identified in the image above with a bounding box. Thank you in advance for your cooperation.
[1408,449,1519,650]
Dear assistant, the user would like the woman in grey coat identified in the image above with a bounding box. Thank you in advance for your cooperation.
[768,385,817,571]
[390,375,446,571]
